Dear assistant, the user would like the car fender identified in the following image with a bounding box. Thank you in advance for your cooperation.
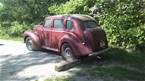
[59,34,92,56]
[59,34,80,54]
[23,31,41,47]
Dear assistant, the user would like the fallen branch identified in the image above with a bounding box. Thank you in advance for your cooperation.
[55,60,80,72]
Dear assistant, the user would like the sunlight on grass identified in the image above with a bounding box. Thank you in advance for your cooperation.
[89,66,145,80]
[42,48,145,81]
[0,36,23,42]
[75,48,145,81]
[44,77,74,81]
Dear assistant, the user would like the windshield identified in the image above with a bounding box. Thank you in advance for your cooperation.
[82,20,98,29]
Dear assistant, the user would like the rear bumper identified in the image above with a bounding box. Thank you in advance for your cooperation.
[89,47,110,56]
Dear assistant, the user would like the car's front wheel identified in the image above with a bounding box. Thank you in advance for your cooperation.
[25,37,40,51]
[61,43,77,62]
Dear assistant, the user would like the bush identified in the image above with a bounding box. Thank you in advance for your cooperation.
[8,21,29,36]
[48,0,145,48]
[0,21,11,37]
[92,0,145,48]
[48,0,93,14]
[0,21,32,37]
[0,0,145,49]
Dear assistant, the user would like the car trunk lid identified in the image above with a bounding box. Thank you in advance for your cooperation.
[84,28,108,52]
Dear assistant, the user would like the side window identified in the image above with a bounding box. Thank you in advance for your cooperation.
[66,20,73,30]
[54,19,64,29]
[44,19,51,27]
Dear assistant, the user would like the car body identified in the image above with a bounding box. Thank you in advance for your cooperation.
[23,14,110,61]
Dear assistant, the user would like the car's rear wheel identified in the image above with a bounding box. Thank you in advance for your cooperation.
[26,37,40,51]
[61,43,77,62]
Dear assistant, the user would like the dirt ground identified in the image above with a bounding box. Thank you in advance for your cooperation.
[0,39,80,81]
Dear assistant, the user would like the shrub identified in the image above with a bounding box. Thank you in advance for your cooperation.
[0,0,145,49]
[0,21,32,37]
[48,0,93,14]
[48,0,145,48]
[92,0,145,48]
[8,22,26,36]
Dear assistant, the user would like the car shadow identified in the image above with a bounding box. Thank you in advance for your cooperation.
[0,50,62,81]
[0,44,4,46]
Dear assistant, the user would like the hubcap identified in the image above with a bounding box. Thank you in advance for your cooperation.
[64,48,72,57]
[26,39,33,50]
[62,46,75,62]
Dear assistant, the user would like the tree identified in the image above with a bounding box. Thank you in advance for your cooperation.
[0,0,68,23]
[0,0,145,48]
[0,2,3,10]
[48,0,145,48]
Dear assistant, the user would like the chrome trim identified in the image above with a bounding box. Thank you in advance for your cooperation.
[89,48,110,56]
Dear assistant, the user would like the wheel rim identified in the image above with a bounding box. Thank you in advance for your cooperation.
[62,46,74,61]
[26,39,33,50]
[64,48,72,57]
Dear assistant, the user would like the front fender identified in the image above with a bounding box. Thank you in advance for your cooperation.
[23,31,41,47]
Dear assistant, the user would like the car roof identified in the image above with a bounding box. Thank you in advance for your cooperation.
[45,14,95,21]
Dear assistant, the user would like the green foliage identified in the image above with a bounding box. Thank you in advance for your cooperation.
[92,0,145,48]
[48,0,94,14]
[0,21,32,37]
[8,21,30,36]
[48,0,145,48]
[0,0,68,23]
[0,0,145,48]
[0,2,3,10]
[0,0,48,23]
[0,0,68,37]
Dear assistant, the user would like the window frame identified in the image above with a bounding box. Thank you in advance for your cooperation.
[66,20,74,30]
[53,19,64,29]
[80,20,99,30]
[44,19,51,28]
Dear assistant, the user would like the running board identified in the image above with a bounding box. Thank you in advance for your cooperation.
[42,46,59,52]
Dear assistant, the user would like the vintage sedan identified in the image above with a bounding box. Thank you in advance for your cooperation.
[23,14,110,61]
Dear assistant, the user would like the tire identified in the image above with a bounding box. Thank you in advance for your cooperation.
[61,43,77,62]
[25,37,40,51]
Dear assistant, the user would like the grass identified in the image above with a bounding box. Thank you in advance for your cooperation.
[44,77,74,81]
[76,48,145,81]
[0,35,23,41]
[43,48,145,81]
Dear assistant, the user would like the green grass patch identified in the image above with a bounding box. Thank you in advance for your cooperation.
[0,35,23,42]
[88,66,145,80]
[102,48,145,70]
[44,77,74,81]
[74,48,145,81]
[42,48,145,81]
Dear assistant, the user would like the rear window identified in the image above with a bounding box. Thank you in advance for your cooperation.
[82,20,98,29]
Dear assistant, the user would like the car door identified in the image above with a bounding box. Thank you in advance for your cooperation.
[51,18,65,49]
[43,18,52,47]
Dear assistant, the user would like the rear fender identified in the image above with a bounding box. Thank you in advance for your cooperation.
[58,35,81,56]
[23,31,41,47]
[59,35,92,56]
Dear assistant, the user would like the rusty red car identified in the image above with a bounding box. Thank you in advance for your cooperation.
[23,14,110,61]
